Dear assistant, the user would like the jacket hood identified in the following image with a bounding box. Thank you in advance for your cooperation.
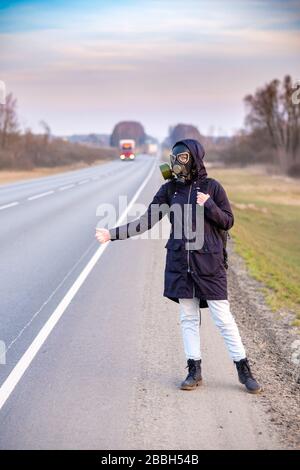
[172,138,207,181]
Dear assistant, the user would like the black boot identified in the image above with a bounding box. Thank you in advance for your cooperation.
[234,358,262,394]
[180,359,202,390]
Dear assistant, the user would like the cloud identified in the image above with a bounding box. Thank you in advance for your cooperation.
[0,0,299,137]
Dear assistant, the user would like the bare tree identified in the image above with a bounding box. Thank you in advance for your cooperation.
[39,120,51,146]
[0,92,19,149]
[244,76,300,173]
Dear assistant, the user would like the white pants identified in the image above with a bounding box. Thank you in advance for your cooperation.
[179,297,246,362]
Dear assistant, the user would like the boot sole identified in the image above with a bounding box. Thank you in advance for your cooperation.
[239,379,263,394]
[246,386,263,394]
[180,379,203,391]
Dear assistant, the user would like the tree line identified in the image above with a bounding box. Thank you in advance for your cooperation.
[0,94,117,170]
[163,76,300,176]
[1,75,299,175]
[220,75,300,175]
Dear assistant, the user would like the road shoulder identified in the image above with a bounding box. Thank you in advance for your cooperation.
[124,236,282,450]
[228,242,300,449]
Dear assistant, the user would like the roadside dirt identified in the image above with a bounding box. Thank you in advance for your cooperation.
[228,241,300,449]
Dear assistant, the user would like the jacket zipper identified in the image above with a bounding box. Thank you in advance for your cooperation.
[187,183,192,273]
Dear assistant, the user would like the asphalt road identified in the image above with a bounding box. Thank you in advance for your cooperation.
[0,155,280,449]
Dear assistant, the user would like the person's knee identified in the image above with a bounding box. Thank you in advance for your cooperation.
[208,301,235,327]
[180,312,199,326]
[213,311,237,329]
[179,306,199,325]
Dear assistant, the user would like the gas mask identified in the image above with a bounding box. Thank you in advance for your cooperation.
[160,143,196,184]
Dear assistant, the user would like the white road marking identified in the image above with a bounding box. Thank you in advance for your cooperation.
[78,179,89,185]
[1,240,97,361]
[0,201,19,210]
[59,184,75,191]
[27,191,54,201]
[0,159,157,411]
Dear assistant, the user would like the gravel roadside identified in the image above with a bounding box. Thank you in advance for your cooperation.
[228,241,300,449]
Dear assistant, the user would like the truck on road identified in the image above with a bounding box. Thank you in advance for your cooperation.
[119,139,136,161]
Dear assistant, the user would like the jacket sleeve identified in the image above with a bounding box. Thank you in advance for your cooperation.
[204,181,234,230]
[109,182,170,241]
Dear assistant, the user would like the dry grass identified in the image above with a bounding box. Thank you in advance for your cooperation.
[0,159,110,185]
[210,166,300,325]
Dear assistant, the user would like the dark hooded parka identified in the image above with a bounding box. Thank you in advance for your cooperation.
[109,138,234,308]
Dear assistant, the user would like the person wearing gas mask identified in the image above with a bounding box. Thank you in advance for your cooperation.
[96,139,261,394]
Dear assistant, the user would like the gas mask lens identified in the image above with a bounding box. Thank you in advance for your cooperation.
[169,152,190,165]
[177,152,190,164]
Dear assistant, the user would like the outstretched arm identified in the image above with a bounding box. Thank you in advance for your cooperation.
[96,182,170,244]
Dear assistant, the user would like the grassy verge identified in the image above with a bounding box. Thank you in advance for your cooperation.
[210,167,300,325]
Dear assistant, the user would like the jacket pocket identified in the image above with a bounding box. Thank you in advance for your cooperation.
[191,244,223,277]
[165,239,184,273]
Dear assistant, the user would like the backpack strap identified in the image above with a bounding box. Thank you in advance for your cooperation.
[197,177,211,193]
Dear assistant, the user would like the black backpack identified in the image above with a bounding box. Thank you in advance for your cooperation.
[166,178,229,269]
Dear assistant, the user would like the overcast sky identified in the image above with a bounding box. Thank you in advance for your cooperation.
[0,0,299,140]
